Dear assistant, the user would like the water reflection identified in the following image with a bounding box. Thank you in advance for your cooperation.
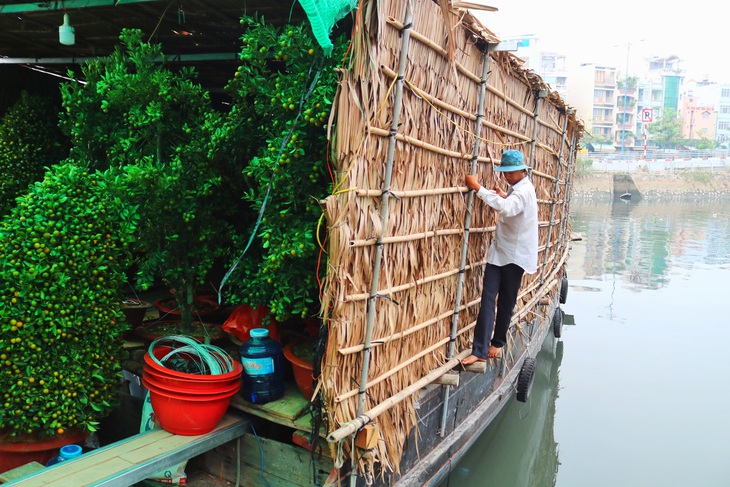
[438,335,564,487]
[571,199,730,291]
[437,199,730,487]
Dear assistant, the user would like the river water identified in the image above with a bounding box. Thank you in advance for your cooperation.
[438,198,730,487]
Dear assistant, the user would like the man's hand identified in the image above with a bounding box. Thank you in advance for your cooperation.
[465,175,481,191]
[492,185,507,198]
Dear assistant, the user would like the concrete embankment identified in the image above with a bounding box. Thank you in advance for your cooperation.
[572,172,730,201]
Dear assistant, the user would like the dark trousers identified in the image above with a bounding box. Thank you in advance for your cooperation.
[471,263,525,357]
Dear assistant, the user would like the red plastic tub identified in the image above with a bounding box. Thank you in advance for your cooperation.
[142,369,241,395]
[143,346,242,381]
[141,378,239,435]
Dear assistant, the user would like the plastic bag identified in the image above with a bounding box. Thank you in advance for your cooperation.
[140,392,188,485]
[222,304,280,343]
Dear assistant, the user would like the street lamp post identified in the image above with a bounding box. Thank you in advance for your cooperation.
[619,40,643,159]
[620,43,630,157]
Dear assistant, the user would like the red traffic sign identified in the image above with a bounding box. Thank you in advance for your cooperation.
[641,108,654,123]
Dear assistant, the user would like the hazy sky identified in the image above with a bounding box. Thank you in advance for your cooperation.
[473,0,730,83]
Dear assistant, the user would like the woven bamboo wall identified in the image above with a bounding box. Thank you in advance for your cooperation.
[320,0,583,476]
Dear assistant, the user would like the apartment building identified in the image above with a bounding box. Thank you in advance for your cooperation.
[567,64,617,142]
[499,34,570,99]
[637,55,685,122]
[678,80,730,146]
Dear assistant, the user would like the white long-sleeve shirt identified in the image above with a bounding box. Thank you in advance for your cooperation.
[475,177,538,274]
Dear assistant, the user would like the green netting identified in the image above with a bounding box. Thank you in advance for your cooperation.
[298,0,357,55]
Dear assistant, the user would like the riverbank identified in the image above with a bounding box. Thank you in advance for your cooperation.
[572,172,730,201]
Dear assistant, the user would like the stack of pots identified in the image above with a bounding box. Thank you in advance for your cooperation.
[141,336,242,435]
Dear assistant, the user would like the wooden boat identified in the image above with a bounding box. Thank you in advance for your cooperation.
[0,0,581,485]
[209,0,584,486]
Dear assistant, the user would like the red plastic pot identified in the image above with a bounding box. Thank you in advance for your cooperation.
[143,346,242,381]
[283,338,317,401]
[141,378,238,435]
[142,367,241,394]
[0,429,87,473]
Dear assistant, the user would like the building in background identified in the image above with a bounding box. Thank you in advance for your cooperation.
[678,80,730,147]
[538,51,569,99]
[616,75,640,150]
[491,32,706,151]
[637,55,685,119]
[500,34,569,99]
[679,80,717,142]
[719,86,730,148]
[567,64,618,144]
[680,96,716,141]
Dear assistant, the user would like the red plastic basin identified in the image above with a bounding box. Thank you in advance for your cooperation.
[143,346,242,381]
[141,378,237,435]
[142,369,241,395]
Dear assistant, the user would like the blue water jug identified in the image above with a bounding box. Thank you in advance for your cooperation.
[239,328,285,404]
[46,444,82,466]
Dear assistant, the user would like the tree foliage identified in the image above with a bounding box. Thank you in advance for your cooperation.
[647,108,683,149]
[222,16,348,322]
[60,29,245,332]
[0,164,137,437]
[0,92,69,217]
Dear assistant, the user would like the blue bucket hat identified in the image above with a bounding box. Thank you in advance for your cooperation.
[495,150,530,172]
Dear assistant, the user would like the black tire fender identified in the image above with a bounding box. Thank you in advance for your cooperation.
[559,278,569,304]
[516,357,537,403]
[552,306,564,338]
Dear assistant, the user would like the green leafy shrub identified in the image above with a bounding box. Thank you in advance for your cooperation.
[0,91,69,217]
[223,16,347,321]
[575,156,594,176]
[680,169,712,183]
[0,164,137,438]
[60,29,245,332]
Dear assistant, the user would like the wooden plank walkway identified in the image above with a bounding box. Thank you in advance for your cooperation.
[3,414,247,487]
[229,382,310,429]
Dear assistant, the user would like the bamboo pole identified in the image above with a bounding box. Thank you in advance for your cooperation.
[327,254,567,444]
[531,169,557,182]
[382,65,565,150]
[381,66,476,122]
[439,46,491,438]
[327,350,471,443]
[554,115,577,274]
[349,226,495,248]
[355,0,413,427]
[336,332,462,403]
[367,125,486,161]
[356,186,466,198]
[338,298,481,355]
[433,374,460,387]
[344,260,487,302]
[528,91,544,170]
[385,19,481,83]
[383,20,568,142]
[339,240,565,357]
[539,112,569,285]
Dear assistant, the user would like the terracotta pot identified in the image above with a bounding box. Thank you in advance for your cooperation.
[121,298,151,328]
[0,429,87,473]
[283,337,318,401]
